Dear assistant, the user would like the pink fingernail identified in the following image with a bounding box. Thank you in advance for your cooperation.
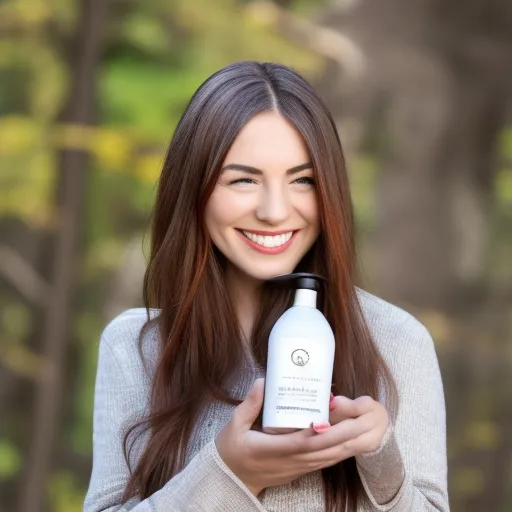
[329,392,335,402]
[312,421,331,433]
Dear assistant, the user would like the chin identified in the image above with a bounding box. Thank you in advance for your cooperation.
[240,262,300,282]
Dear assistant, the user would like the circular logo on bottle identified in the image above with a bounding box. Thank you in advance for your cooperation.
[291,349,309,366]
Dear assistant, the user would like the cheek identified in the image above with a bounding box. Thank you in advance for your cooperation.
[298,195,320,229]
[205,188,253,232]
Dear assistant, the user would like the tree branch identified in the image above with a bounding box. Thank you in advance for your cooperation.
[0,245,49,305]
[0,339,52,382]
[245,1,366,80]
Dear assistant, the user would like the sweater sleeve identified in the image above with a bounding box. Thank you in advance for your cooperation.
[83,324,266,512]
[355,317,450,511]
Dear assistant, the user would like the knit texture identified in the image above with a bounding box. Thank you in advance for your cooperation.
[84,289,449,511]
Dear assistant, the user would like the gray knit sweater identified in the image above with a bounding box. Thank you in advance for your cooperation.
[84,289,449,511]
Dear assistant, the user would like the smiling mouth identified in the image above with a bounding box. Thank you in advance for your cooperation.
[238,230,295,248]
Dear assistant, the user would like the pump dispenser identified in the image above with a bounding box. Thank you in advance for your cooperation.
[262,273,335,433]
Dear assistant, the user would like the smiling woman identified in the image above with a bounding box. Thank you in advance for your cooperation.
[84,61,449,512]
[206,111,320,283]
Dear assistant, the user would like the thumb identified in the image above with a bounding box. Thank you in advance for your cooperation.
[234,378,265,430]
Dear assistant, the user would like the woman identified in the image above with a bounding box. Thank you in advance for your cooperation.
[84,61,449,511]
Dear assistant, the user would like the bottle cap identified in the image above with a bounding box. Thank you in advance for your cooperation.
[268,272,326,291]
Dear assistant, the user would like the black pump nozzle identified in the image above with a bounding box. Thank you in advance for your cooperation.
[268,272,326,291]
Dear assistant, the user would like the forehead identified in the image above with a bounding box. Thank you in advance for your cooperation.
[224,111,310,168]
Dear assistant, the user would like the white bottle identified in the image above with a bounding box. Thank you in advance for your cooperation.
[262,273,335,433]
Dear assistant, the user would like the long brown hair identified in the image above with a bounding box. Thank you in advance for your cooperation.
[121,61,397,510]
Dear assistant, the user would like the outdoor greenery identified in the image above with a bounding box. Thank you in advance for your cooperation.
[0,0,511,511]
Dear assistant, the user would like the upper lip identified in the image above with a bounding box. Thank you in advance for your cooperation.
[238,229,296,236]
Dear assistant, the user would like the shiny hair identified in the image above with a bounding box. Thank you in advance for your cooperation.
[121,61,398,510]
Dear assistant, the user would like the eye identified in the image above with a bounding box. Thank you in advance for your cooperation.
[228,178,257,186]
[293,176,315,186]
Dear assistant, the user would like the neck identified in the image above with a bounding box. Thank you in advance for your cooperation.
[225,266,262,342]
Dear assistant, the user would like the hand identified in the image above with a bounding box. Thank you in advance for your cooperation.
[216,378,317,496]
[215,380,389,497]
[313,394,389,456]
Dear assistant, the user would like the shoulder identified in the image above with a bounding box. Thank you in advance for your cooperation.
[99,308,161,380]
[355,288,437,363]
[355,289,444,411]
[101,307,158,338]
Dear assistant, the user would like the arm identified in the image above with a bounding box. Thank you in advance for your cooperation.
[355,318,450,511]
[83,321,266,512]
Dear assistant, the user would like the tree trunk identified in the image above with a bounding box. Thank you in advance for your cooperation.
[316,0,512,311]
[370,57,508,311]
[314,1,512,510]
[17,1,109,511]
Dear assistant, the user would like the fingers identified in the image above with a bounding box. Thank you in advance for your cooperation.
[329,396,354,425]
[233,378,265,430]
[250,425,317,457]
[256,412,375,457]
[330,395,375,420]
[294,429,379,467]
[240,392,382,458]
[310,414,375,451]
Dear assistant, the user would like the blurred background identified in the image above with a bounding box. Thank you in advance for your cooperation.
[0,0,511,511]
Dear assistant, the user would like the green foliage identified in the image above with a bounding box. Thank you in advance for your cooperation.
[1,302,32,340]
[69,313,101,456]
[0,438,21,479]
[497,127,512,209]
[348,153,379,232]
[47,471,85,512]
[0,1,322,505]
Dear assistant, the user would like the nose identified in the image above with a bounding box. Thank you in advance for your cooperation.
[256,185,290,225]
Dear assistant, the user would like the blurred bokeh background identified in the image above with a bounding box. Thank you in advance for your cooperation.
[0,0,511,511]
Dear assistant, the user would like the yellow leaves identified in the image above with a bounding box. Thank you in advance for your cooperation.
[0,338,51,382]
[134,154,163,184]
[245,1,279,27]
[171,0,321,76]
[0,153,54,226]
[1,115,161,180]
[47,471,84,512]
[0,115,161,226]
[2,0,52,28]
[15,0,52,26]
[52,124,133,170]
[91,129,132,170]
[240,1,325,76]
[465,420,501,451]
[30,45,68,119]
[51,123,94,151]
[0,304,50,381]
[0,118,55,225]
[0,115,39,155]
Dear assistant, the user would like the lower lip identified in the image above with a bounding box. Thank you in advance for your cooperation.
[236,230,297,255]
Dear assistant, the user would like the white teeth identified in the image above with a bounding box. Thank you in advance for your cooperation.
[242,231,293,248]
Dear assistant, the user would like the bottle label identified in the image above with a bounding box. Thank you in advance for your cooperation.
[263,337,334,427]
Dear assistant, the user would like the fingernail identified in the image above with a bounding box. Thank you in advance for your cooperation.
[329,395,337,410]
[312,421,331,433]
[329,392,335,402]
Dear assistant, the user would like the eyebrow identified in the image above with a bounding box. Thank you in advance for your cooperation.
[221,162,313,175]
